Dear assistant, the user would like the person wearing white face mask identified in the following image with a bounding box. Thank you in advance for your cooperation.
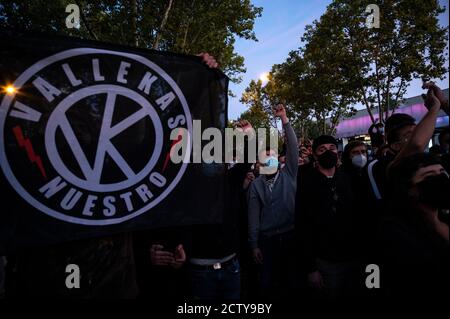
[341,140,370,197]
[344,141,369,171]
[247,104,299,299]
[352,153,367,169]
[339,141,376,297]
[340,141,370,200]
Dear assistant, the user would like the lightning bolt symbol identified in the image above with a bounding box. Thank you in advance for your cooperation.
[162,128,184,172]
[12,125,47,179]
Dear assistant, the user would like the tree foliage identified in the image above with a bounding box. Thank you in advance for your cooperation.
[0,0,262,84]
[241,0,448,139]
[239,79,273,130]
[300,0,448,124]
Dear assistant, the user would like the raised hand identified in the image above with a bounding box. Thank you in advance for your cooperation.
[422,87,441,111]
[236,119,253,132]
[273,104,288,124]
[197,52,218,69]
[243,171,256,190]
[422,81,448,114]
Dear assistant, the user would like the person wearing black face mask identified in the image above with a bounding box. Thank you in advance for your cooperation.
[296,135,365,300]
[377,153,449,301]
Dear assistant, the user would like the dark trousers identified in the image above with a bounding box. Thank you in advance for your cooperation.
[0,256,5,298]
[258,230,297,300]
[189,258,241,300]
[314,258,363,300]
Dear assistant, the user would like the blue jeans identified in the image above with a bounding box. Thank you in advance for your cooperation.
[189,258,241,300]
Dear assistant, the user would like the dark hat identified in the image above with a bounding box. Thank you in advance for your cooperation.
[385,113,416,132]
[385,113,416,144]
[312,135,338,152]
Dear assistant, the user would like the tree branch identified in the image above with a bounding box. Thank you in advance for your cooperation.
[153,0,174,50]
[391,80,405,115]
[384,66,394,121]
[360,86,376,123]
[374,50,383,122]
[75,0,98,40]
[130,0,139,47]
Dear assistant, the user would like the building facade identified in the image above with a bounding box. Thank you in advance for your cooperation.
[335,88,449,149]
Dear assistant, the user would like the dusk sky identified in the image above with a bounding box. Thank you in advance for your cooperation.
[228,0,450,120]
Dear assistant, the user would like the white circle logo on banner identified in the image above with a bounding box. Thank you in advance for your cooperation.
[0,48,192,225]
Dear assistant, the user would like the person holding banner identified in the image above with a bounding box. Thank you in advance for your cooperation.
[4,51,221,299]
[188,119,254,300]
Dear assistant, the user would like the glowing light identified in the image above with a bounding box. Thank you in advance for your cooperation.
[4,85,17,95]
[259,72,269,83]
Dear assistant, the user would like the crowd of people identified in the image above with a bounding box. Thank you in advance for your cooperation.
[0,56,448,301]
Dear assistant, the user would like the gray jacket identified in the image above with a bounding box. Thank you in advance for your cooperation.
[248,122,298,249]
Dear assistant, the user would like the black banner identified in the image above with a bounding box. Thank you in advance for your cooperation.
[0,31,228,251]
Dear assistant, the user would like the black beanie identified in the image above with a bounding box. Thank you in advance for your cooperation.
[312,135,338,152]
[385,113,416,144]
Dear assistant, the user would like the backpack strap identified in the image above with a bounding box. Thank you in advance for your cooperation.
[368,159,382,200]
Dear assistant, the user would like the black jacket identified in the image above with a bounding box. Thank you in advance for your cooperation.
[376,214,449,300]
[189,162,251,259]
[296,166,362,273]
